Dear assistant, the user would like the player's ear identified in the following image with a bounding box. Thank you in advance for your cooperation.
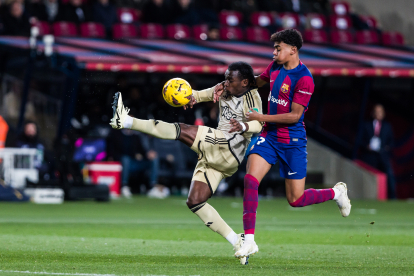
[241,78,249,88]
[291,46,297,55]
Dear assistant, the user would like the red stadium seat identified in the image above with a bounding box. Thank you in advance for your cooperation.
[219,27,243,41]
[193,24,209,40]
[80,22,105,38]
[246,26,270,43]
[303,30,328,43]
[219,11,243,26]
[53,21,78,37]
[359,16,378,29]
[331,1,350,15]
[330,30,354,44]
[112,23,138,40]
[140,23,164,39]
[250,12,273,27]
[280,13,300,28]
[356,30,379,45]
[166,24,191,40]
[306,13,327,29]
[32,21,51,36]
[382,32,404,46]
[330,15,352,30]
[117,8,140,24]
[61,0,88,3]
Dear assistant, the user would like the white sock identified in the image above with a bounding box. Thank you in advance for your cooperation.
[332,187,340,200]
[225,231,238,246]
[123,115,133,129]
[245,234,254,242]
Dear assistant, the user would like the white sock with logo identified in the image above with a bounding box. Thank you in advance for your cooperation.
[245,234,254,242]
[225,231,238,246]
[123,115,133,129]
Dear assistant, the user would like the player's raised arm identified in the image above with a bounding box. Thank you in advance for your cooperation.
[192,86,215,103]
[254,75,268,87]
[247,74,314,124]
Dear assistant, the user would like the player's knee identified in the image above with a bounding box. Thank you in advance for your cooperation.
[186,197,196,208]
[186,197,207,213]
[178,123,198,146]
[178,123,192,131]
[186,195,206,209]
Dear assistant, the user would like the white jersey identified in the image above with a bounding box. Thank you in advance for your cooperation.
[193,86,263,164]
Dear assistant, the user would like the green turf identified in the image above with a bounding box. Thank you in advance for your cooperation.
[0,197,413,276]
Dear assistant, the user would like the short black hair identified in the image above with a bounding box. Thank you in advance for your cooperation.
[270,29,303,50]
[228,61,256,86]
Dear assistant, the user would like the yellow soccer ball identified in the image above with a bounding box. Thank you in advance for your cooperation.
[162,78,192,107]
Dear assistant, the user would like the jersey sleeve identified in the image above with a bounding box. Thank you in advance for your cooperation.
[259,61,274,83]
[293,76,314,107]
[192,86,215,103]
[243,90,264,133]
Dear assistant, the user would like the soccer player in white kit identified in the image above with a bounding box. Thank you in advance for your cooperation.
[110,62,263,264]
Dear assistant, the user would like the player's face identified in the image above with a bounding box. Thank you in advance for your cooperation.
[273,42,296,64]
[224,70,247,96]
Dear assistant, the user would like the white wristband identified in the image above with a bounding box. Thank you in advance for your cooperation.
[241,123,246,132]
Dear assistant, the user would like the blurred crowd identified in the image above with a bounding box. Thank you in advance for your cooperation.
[0,0,357,37]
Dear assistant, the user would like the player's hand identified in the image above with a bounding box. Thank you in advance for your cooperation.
[229,118,247,133]
[246,108,262,122]
[213,82,225,103]
[183,95,197,110]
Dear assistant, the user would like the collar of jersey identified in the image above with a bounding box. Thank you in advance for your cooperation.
[281,60,302,73]
[234,88,252,98]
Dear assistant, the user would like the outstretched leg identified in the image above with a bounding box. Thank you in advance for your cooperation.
[110,91,198,145]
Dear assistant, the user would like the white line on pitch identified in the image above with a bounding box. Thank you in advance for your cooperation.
[0,270,117,276]
[0,271,198,276]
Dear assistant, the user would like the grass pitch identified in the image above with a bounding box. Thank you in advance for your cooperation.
[0,196,413,276]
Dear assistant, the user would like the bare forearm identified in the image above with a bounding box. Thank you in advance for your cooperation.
[259,113,300,124]
[255,76,267,87]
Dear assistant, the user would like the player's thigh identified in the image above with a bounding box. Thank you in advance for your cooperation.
[178,123,198,147]
[285,177,306,203]
[191,164,224,194]
[246,136,277,183]
[246,154,272,183]
[278,143,307,180]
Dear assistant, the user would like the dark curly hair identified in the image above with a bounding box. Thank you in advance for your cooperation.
[270,29,303,50]
[228,61,256,87]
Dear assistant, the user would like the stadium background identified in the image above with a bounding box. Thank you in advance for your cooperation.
[0,0,413,275]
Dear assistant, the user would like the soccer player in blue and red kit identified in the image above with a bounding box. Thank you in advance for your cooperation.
[214,29,352,260]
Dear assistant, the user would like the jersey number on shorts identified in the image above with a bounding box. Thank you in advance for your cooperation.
[257,137,266,145]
